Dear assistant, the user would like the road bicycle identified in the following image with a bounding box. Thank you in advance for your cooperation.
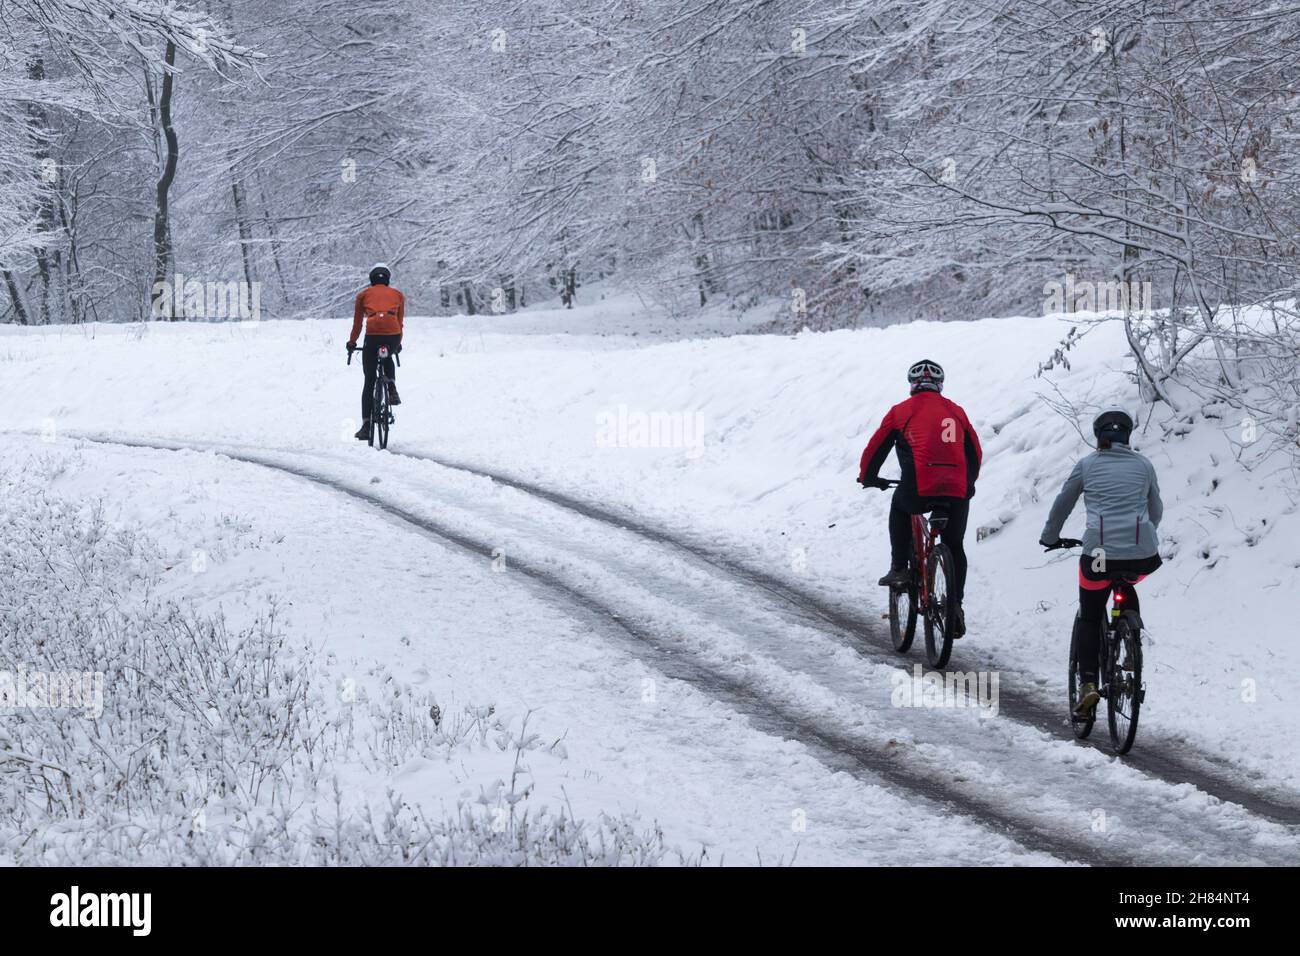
[874,480,958,668]
[347,343,400,450]
[1043,539,1145,754]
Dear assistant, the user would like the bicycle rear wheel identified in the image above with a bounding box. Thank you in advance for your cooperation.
[923,544,956,668]
[1067,615,1096,739]
[1106,615,1143,754]
[888,565,918,653]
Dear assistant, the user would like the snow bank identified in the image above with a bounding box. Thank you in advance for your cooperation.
[3,300,1297,799]
[0,457,682,865]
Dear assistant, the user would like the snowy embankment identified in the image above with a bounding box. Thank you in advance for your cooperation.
[0,457,682,864]
[2,291,1297,863]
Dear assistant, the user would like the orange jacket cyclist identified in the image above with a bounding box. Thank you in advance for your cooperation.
[347,263,405,440]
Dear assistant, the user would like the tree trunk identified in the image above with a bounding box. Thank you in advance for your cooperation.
[27,56,58,324]
[561,268,576,308]
[55,190,84,324]
[229,154,256,300]
[3,269,31,325]
[152,41,179,320]
[256,175,288,304]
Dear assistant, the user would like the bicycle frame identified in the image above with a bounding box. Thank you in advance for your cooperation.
[1098,578,1139,687]
[1108,580,1138,621]
[375,346,396,399]
[876,479,946,612]
[873,478,958,666]
[909,512,941,610]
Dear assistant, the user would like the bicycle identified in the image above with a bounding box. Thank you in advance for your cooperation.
[347,343,400,450]
[872,479,958,668]
[1043,539,1145,755]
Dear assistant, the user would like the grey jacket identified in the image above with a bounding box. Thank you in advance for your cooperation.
[1040,444,1163,560]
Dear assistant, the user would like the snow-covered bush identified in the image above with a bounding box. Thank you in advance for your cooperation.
[0,463,683,865]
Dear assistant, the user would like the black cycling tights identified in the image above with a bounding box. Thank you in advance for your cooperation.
[888,495,969,605]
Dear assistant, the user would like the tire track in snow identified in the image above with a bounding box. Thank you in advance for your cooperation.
[385,446,1300,830]
[72,435,1300,863]
[72,433,1120,865]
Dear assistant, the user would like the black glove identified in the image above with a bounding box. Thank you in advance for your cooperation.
[863,477,891,490]
[346,341,356,354]
[393,342,402,354]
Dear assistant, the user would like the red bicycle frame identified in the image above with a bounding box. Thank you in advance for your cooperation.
[909,512,944,611]
[875,478,947,611]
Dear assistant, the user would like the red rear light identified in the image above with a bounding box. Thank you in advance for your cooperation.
[1115,592,1124,603]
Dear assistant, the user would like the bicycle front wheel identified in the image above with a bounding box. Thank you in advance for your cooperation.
[923,544,956,668]
[373,382,389,450]
[376,408,389,449]
[1106,615,1143,754]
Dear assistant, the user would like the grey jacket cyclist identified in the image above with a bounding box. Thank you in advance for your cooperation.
[1040,412,1164,561]
[1039,408,1165,712]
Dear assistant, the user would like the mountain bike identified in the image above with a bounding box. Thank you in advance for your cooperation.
[347,343,400,450]
[874,480,958,668]
[1043,539,1145,754]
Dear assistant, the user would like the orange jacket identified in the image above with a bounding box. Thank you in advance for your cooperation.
[349,285,405,344]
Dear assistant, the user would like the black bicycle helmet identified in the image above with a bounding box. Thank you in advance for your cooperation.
[368,262,391,286]
[907,359,944,393]
[1093,408,1134,444]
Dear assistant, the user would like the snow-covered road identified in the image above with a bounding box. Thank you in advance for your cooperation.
[6,302,1299,864]
[54,432,1300,865]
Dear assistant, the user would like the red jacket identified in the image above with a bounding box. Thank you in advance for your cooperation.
[349,285,405,345]
[858,391,982,499]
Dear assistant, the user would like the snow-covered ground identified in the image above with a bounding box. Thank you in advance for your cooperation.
[3,296,1298,864]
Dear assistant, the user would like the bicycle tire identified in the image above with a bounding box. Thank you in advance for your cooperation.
[1107,614,1143,754]
[373,380,389,450]
[923,544,956,668]
[888,567,918,653]
[1067,615,1096,739]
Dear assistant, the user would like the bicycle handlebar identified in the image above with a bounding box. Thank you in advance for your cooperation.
[346,348,401,366]
[1042,538,1083,551]
[860,478,900,489]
